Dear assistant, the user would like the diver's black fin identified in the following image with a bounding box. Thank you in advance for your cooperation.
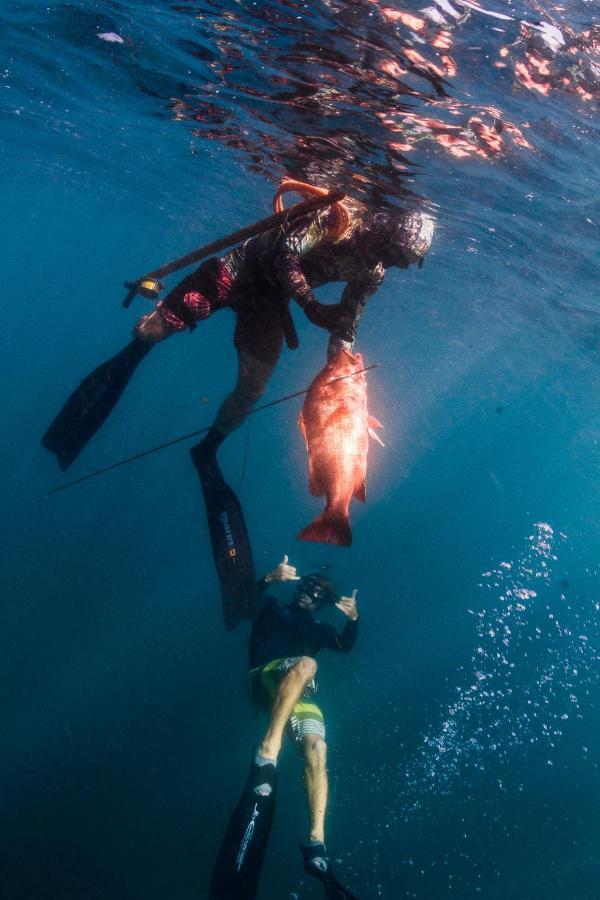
[190,436,257,629]
[302,843,359,900]
[42,340,151,470]
[323,874,359,900]
[209,756,277,900]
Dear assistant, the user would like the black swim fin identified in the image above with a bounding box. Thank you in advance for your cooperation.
[42,340,151,470]
[190,434,257,629]
[209,753,277,900]
[302,842,359,900]
[324,874,359,900]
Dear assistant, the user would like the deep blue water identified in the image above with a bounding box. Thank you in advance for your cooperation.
[2,1,599,898]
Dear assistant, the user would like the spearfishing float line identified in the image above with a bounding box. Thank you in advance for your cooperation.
[46,364,380,497]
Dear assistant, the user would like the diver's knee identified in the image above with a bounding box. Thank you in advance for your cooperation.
[237,353,273,399]
[224,382,265,416]
[294,656,317,681]
[303,734,327,769]
[236,378,267,406]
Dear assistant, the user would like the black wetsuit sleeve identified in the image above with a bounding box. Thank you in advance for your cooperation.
[330,264,385,345]
[254,592,297,626]
[273,209,336,310]
[248,576,273,619]
[317,618,359,653]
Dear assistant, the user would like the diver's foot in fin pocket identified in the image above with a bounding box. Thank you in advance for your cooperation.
[209,747,278,900]
[190,426,256,629]
[301,842,359,900]
[42,339,152,471]
[248,747,277,798]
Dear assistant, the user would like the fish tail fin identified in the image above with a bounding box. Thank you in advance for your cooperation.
[297,508,352,547]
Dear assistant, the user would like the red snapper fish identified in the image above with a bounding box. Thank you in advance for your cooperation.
[297,349,384,546]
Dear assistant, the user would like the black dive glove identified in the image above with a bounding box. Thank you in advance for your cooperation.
[303,301,343,332]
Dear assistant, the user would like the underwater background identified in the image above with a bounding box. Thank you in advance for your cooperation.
[1,1,599,897]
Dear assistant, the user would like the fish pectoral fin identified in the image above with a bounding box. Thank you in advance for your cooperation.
[368,415,384,430]
[308,461,325,497]
[353,481,367,502]
[368,427,385,447]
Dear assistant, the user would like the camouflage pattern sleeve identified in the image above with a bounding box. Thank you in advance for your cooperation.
[330,262,385,345]
[273,208,336,309]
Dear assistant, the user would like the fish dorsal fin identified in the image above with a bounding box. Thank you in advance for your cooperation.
[353,480,366,502]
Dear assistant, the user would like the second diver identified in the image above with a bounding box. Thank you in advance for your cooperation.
[210,553,360,900]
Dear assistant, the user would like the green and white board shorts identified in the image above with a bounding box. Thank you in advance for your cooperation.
[248,656,326,746]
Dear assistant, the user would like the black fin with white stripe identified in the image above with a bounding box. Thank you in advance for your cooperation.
[209,754,277,899]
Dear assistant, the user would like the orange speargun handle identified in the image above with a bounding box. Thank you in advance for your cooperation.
[273,178,351,242]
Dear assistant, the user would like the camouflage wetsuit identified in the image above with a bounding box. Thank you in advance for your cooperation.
[143,204,434,434]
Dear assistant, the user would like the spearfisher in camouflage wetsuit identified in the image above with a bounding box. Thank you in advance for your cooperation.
[136,201,434,443]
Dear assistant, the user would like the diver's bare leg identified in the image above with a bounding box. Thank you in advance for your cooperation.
[303,734,328,844]
[215,351,276,436]
[259,657,317,761]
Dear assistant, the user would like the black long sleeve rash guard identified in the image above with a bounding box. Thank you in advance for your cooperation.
[248,578,359,670]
